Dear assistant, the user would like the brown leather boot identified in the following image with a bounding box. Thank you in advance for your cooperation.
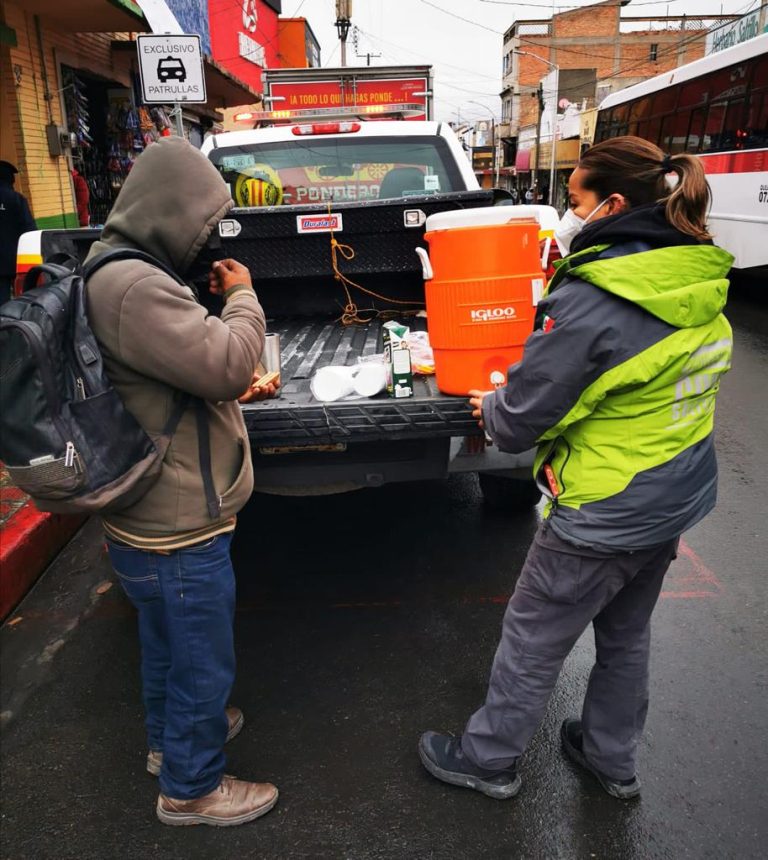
[156,776,278,827]
[147,706,245,776]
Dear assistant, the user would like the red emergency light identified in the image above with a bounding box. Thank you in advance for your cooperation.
[291,121,362,136]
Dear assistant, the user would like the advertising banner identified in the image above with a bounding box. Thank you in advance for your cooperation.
[269,77,428,118]
[209,0,280,90]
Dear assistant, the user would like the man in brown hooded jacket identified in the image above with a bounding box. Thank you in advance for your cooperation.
[86,137,278,826]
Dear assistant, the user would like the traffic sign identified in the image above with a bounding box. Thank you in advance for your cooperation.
[136,34,206,104]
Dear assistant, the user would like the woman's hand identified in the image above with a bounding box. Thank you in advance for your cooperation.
[468,389,492,429]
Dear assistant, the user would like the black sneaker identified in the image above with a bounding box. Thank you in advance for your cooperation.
[560,719,641,800]
[418,731,521,800]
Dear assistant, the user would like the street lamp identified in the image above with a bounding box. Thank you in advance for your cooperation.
[468,100,500,188]
[512,49,560,208]
[335,1,352,67]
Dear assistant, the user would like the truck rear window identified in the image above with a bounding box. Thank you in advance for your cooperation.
[208,135,463,206]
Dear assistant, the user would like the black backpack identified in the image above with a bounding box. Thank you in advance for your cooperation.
[0,250,218,517]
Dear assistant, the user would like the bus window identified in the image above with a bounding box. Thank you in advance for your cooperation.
[686,108,706,153]
[744,91,767,148]
[661,110,692,154]
[702,102,726,153]
[752,54,768,87]
[595,109,612,142]
[643,116,662,147]
[652,86,677,116]
[678,77,707,110]
[629,96,653,123]
[723,99,746,150]
[610,104,629,136]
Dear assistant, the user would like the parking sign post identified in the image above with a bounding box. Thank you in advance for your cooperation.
[136,33,206,137]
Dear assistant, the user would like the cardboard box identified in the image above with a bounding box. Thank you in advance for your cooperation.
[382,321,414,399]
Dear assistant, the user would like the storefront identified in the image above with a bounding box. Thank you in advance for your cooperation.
[1,1,258,229]
[527,138,581,211]
[208,0,281,92]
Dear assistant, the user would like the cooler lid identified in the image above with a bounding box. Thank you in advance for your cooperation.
[424,206,539,233]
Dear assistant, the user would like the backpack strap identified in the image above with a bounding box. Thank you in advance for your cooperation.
[84,248,221,521]
[163,392,191,436]
[22,262,78,293]
[82,248,187,286]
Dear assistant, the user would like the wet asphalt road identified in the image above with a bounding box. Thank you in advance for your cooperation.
[1,290,767,859]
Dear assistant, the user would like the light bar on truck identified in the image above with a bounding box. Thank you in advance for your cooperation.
[234,103,426,125]
[291,121,362,136]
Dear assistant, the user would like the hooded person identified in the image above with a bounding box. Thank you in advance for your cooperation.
[85,137,279,827]
[418,136,733,802]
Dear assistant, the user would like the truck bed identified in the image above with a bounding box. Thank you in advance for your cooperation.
[242,316,480,447]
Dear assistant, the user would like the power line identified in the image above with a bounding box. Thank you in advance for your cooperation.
[479,0,700,7]
[355,26,502,81]
[418,0,504,34]
[514,2,763,106]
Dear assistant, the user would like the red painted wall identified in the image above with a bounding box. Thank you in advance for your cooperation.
[208,0,280,92]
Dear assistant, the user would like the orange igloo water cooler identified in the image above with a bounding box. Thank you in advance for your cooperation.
[415,208,546,396]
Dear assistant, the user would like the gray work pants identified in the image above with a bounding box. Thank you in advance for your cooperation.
[461,524,678,780]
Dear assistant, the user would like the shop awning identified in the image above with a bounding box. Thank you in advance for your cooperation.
[19,0,148,33]
[529,139,581,171]
[203,57,261,108]
[515,149,531,172]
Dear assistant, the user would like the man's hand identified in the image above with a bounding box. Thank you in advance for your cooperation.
[209,259,253,296]
[469,389,492,429]
[238,371,281,403]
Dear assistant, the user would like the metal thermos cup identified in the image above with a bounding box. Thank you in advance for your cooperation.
[263,333,281,397]
[263,333,281,376]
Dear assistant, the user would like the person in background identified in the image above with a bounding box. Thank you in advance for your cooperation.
[86,137,279,827]
[0,160,36,305]
[524,186,534,203]
[71,167,90,227]
[419,136,732,802]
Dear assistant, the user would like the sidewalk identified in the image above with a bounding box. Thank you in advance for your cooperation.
[0,465,85,620]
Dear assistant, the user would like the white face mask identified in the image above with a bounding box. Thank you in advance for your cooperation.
[554,199,609,256]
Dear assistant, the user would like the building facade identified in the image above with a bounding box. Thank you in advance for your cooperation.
[497,0,739,204]
[0,0,258,230]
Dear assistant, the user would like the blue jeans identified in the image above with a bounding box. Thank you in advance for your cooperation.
[107,533,236,799]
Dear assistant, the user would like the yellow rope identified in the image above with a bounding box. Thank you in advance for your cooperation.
[327,203,425,326]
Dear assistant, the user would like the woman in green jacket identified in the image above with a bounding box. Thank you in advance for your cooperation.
[419,136,733,801]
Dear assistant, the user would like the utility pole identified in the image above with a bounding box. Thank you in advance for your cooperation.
[335,1,352,67]
[533,84,544,194]
[469,100,501,188]
[514,49,559,206]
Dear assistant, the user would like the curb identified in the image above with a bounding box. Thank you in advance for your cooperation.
[0,472,85,621]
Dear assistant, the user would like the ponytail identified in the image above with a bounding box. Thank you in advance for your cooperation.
[664,153,712,241]
[578,136,712,241]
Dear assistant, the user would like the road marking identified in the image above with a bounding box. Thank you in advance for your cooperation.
[661,538,722,599]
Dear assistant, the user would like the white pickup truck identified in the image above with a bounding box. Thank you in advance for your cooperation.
[17,119,540,508]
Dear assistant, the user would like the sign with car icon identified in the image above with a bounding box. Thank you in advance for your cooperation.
[136,34,206,103]
[157,57,187,83]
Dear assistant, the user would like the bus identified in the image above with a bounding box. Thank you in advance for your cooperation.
[596,33,767,273]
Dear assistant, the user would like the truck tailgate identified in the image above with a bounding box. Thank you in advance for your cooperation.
[241,316,480,447]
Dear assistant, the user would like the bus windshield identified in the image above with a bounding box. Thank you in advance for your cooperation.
[208,135,463,207]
